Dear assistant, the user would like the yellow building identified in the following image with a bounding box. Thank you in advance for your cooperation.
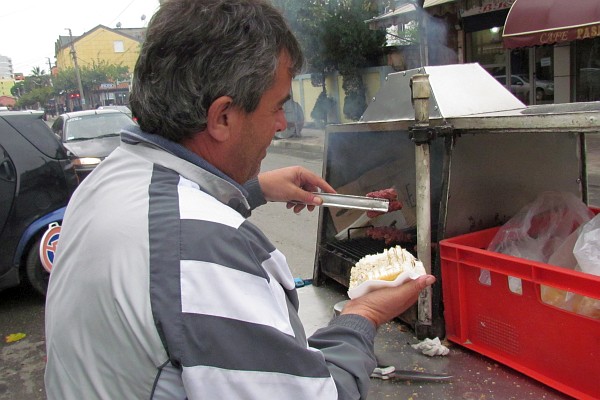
[55,25,144,73]
[0,78,15,97]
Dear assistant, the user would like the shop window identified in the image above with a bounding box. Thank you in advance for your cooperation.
[533,46,554,104]
[467,27,505,70]
[575,38,600,102]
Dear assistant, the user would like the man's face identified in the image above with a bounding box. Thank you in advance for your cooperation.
[233,52,292,183]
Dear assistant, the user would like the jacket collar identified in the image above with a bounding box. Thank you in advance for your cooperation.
[120,125,251,216]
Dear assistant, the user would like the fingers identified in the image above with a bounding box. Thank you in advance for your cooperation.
[286,201,315,214]
[260,166,335,214]
[299,169,335,194]
[341,275,436,327]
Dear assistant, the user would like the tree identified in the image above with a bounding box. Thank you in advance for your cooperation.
[16,86,54,109]
[322,0,389,120]
[275,0,390,122]
[30,66,49,88]
[53,60,130,106]
[11,67,54,109]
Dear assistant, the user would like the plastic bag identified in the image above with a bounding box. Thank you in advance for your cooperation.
[570,214,600,318]
[573,213,600,275]
[487,191,593,263]
[480,192,593,293]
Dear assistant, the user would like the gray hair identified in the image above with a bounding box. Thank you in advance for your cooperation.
[129,0,304,142]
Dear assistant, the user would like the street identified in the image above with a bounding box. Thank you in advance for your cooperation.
[0,139,597,400]
[0,147,324,400]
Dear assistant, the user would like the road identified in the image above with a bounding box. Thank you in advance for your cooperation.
[0,139,597,399]
[0,147,323,400]
[248,147,325,279]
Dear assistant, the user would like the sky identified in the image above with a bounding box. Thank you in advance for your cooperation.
[0,0,160,75]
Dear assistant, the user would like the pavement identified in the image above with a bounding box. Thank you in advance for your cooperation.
[270,127,325,153]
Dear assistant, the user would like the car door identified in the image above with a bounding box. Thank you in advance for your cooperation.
[0,142,16,237]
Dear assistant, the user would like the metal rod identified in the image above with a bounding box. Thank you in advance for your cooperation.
[411,73,432,327]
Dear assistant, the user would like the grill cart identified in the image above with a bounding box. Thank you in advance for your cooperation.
[312,63,600,353]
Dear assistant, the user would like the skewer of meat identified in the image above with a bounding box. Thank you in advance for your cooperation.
[366,226,413,245]
[366,188,403,218]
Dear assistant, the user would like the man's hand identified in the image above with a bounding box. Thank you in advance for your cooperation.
[258,166,336,213]
[341,275,436,327]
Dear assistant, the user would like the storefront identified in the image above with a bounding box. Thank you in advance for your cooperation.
[502,0,600,104]
[367,0,598,105]
[461,0,551,105]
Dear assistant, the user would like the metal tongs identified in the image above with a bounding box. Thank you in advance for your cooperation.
[371,365,452,381]
[310,192,389,212]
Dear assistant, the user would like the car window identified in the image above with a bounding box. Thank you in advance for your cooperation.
[2,114,66,159]
[52,117,64,137]
[64,113,133,141]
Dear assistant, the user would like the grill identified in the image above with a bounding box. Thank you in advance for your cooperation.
[312,63,600,338]
[318,237,388,288]
[319,234,418,286]
[326,237,386,260]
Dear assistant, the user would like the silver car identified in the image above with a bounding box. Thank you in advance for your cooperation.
[51,109,135,180]
[494,74,554,102]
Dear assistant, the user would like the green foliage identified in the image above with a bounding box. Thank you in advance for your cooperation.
[53,60,130,98]
[10,67,50,97]
[310,90,335,127]
[343,88,366,120]
[341,74,367,120]
[16,86,54,109]
[275,0,390,121]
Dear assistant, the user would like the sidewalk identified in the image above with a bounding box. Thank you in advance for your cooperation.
[298,283,570,399]
[270,127,325,153]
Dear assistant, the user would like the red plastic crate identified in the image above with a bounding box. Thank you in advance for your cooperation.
[440,227,600,400]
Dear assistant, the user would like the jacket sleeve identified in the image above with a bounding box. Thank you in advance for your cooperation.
[308,314,377,400]
[243,178,267,210]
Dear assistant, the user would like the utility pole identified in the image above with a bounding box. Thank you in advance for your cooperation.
[46,57,59,117]
[66,28,86,110]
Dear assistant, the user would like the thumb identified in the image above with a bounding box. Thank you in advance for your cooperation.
[413,275,436,294]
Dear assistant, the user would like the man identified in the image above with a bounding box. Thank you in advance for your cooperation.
[45,0,435,399]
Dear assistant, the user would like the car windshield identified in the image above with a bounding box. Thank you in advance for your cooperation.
[64,113,133,141]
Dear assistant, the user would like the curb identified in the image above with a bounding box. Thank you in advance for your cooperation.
[270,137,324,153]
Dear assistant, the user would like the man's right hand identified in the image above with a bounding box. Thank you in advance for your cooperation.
[340,275,436,327]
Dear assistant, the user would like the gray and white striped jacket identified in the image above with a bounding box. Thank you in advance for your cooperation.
[45,127,376,399]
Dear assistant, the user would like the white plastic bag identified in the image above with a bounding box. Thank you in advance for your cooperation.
[487,191,593,263]
[573,213,600,275]
[480,192,593,292]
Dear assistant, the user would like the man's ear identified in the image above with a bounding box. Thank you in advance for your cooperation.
[206,96,236,142]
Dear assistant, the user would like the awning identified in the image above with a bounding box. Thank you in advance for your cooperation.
[365,3,416,29]
[423,0,455,7]
[503,0,600,49]
[365,0,456,29]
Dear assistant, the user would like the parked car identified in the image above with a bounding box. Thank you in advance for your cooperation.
[97,105,134,120]
[51,109,135,180]
[494,74,554,102]
[0,111,79,295]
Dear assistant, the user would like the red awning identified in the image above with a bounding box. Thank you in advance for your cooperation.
[503,0,600,49]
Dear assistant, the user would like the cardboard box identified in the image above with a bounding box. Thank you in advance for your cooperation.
[331,160,417,238]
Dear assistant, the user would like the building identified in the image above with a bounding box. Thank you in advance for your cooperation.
[0,79,15,98]
[0,95,16,109]
[365,0,600,105]
[55,25,144,73]
[55,25,145,108]
[0,55,13,79]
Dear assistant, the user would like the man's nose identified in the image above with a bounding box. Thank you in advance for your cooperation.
[276,112,287,132]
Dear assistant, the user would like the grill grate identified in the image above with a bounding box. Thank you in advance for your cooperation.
[324,238,390,262]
